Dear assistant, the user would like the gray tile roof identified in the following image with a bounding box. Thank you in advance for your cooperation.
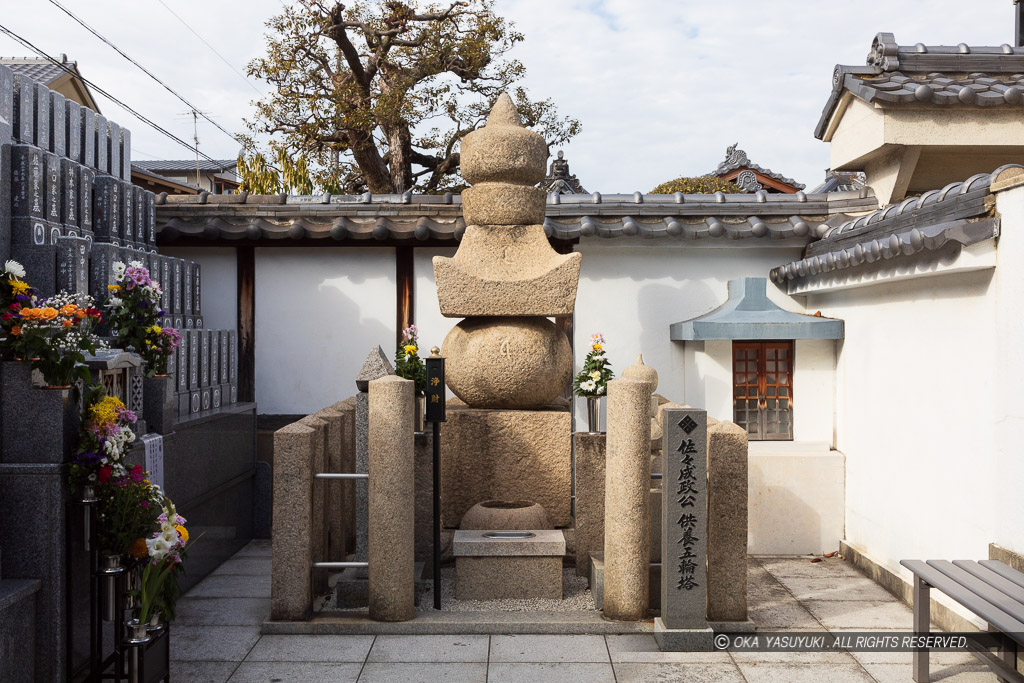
[815,33,1024,139]
[134,159,238,173]
[808,170,867,195]
[706,144,805,190]
[769,164,1023,287]
[155,188,877,244]
[131,163,202,192]
[2,57,74,85]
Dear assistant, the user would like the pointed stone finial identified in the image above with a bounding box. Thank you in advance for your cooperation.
[622,353,658,393]
[355,345,395,391]
[486,92,522,127]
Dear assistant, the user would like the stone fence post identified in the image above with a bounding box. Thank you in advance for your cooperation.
[271,422,316,621]
[603,377,651,621]
[368,375,415,622]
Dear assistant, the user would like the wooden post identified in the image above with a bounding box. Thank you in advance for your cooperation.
[236,246,255,403]
[396,246,414,346]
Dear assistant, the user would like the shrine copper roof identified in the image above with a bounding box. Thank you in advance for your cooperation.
[815,33,1024,139]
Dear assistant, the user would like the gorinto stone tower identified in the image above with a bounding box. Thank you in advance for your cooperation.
[433,93,581,409]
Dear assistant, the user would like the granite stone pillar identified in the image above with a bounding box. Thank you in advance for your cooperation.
[573,432,605,576]
[603,377,652,621]
[367,375,414,622]
[354,347,394,564]
[270,422,316,621]
[299,415,329,596]
[333,397,358,554]
[707,417,749,623]
[313,405,346,563]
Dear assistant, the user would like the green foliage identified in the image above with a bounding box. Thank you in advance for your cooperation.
[394,324,426,394]
[649,176,743,195]
[242,0,580,194]
[573,333,614,398]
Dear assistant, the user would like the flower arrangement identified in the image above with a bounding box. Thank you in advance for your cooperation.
[394,324,426,394]
[69,386,138,492]
[0,259,36,360]
[136,500,192,623]
[573,333,614,397]
[106,261,178,376]
[17,291,105,387]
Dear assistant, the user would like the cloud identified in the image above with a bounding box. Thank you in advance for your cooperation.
[0,0,1012,191]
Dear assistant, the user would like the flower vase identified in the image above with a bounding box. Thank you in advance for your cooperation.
[586,397,602,433]
[145,610,164,633]
[99,554,126,622]
[143,374,175,435]
[124,618,150,645]
[415,394,424,433]
[125,566,140,610]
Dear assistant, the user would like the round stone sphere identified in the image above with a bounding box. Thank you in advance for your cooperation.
[459,500,552,530]
[442,316,572,409]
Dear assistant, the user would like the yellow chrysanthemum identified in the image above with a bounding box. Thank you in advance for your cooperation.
[89,396,126,427]
[592,343,603,351]
[175,525,189,543]
[404,344,417,354]
[10,280,29,294]
[148,325,162,334]
[107,284,120,291]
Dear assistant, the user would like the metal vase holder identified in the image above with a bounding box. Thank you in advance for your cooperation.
[586,396,602,433]
[67,493,170,682]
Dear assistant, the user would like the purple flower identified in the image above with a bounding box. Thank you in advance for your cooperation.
[116,407,138,424]
[140,499,150,508]
[14,295,28,302]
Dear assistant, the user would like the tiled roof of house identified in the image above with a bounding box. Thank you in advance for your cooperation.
[769,164,1024,288]
[816,33,1024,139]
[2,57,74,85]
[154,187,876,244]
[706,144,805,191]
[134,159,238,173]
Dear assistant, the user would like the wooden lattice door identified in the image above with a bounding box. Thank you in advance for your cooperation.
[732,341,793,440]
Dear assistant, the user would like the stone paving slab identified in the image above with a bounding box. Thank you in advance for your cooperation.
[802,599,915,630]
[605,634,734,663]
[244,634,374,662]
[773,575,896,602]
[357,662,488,682]
[211,557,274,576]
[168,659,238,682]
[734,661,876,682]
[227,661,362,682]
[488,634,611,662]
[486,662,616,682]
[612,662,745,682]
[367,634,489,662]
[757,556,865,578]
[170,624,261,661]
[187,574,272,599]
[231,539,272,557]
[856,661,997,682]
[175,597,271,626]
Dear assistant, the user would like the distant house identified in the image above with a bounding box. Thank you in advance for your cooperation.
[133,159,240,194]
[131,163,200,195]
[1,54,101,112]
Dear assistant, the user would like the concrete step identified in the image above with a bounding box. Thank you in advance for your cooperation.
[0,578,41,682]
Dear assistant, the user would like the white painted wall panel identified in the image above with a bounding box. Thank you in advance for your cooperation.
[254,247,395,414]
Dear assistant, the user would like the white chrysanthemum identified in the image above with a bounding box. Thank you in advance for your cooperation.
[129,260,143,269]
[4,260,26,278]
[109,296,123,307]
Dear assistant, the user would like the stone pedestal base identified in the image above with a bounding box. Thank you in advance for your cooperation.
[654,618,715,651]
[441,404,571,527]
[456,556,562,600]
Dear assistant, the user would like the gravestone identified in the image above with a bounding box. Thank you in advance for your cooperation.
[79,167,94,238]
[55,236,89,295]
[134,186,146,244]
[87,242,119,314]
[94,115,107,173]
[354,346,395,563]
[0,64,13,145]
[60,159,78,231]
[0,145,9,262]
[33,82,49,152]
[175,331,188,394]
[43,152,61,236]
[65,99,81,163]
[182,261,193,316]
[80,106,95,169]
[92,176,120,244]
[208,330,219,391]
[49,91,65,157]
[11,145,44,250]
[219,331,229,384]
[146,191,156,246]
[120,180,134,246]
[160,256,172,314]
[12,74,34,143]
[193,262,201,315]
[199,329,210,388]
[120,127,131,181]
[655,407,713,651]
[107,121,120,179]
[228,329,237,403]
[187,330,199,392]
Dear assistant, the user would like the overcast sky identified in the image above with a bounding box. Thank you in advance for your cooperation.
[0,0,1014,192]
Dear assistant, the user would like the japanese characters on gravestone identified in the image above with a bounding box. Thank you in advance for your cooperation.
[33,82,49,151]
[12,75,33,143]
[183,261,194,320]
[0,65,13,146]
[79,166,94,238]
[81,106,95,169]
[208,330,219,391]
[108,121,120,179]
[94,114,108,173]
[93,175,120,244]
[657,408,712,649]
[60,158,78,233]
[173,259,184,329]
[134,186,146,244]
[147,192,156,246]
[120,127,131,181]
[200,329,210,388]
[219,332,229,384]
[11,145,45,246]
[56,236,89,295]
[44,152,61,242]
[121,181,134,246]
[193,262,201,316]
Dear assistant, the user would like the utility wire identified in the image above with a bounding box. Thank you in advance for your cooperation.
[46,0,240,162]
[153,0,265,97]
[0,22,222,163]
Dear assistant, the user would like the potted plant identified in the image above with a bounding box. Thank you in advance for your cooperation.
[573,333,614,433]
[394,325,426,430]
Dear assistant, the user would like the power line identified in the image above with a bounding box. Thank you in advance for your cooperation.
[152,0,265,97]
[46,0,240,156]
[0,22,222,164]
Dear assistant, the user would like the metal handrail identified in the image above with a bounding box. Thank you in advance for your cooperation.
[312,561,369,569]
[313,473,368,480]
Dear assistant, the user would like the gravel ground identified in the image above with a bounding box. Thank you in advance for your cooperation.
[320,567,597,613]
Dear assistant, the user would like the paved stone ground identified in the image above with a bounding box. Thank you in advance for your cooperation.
[170,540,996,682]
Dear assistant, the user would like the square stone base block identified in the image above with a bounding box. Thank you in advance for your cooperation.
[455,556,563,600]
[441,405,571,527]
[654,618,715,651]
[588,552,659,610]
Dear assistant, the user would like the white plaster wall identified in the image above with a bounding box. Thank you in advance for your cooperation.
[992,185,1024,558]
[806,269,998,576]
[253,247,395,415]
[793,339,836,444]
[572,241,805,425]
[160,247,237,331]
[412,247,458,356]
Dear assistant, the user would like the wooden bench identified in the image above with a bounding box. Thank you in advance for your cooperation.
[901,559,1024,683]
